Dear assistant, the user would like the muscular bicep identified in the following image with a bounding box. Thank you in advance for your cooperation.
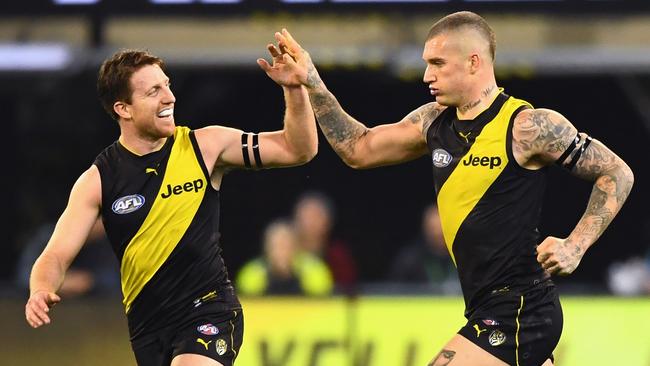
[198,126,309,170]
[42,166,102,270]
[512,108,578,169]
[348,102,443,169]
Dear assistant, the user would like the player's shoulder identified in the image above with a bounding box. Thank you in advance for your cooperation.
[194,124,241,139]
[512,107,568,131]
[418,101,447,119]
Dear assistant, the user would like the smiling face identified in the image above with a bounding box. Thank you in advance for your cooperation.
[116,64,176,139]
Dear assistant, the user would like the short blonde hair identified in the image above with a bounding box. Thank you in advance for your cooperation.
[427,11,496,61]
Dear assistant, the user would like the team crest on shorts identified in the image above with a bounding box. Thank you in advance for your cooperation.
[432,149,452,168]
[197,323,219,336]
[216,339,227,356]
[489,330,506,346]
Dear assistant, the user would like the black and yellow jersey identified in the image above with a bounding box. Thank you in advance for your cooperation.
[426,92,551,317]
[94,126,240,340]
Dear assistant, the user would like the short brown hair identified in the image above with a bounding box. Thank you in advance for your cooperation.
[427,11,496,61]
[97,49,165,120]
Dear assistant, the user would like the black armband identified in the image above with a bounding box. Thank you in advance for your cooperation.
[556,133,593,171]
[241,133,251,168]
[565,135,592,171]
[252,133,263,169]
[555,134,579,166]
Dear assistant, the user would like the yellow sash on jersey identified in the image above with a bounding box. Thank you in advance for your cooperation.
[120,127,206,313]
[437,97,531,265]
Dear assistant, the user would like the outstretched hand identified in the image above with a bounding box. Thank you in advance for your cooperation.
[257,29,319,88]
[25,290,61,328]
[536,236,584,276]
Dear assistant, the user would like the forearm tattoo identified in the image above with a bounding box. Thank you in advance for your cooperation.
[309,87,368,156]
[428,350,456,366]
[569,142,633,248]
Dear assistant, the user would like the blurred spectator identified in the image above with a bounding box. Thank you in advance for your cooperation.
[15,219,120,297]
[293,191,358,293]
[236,219,333,296]
[389,204,460,294]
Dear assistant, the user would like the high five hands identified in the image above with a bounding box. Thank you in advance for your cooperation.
[257,29,319,88]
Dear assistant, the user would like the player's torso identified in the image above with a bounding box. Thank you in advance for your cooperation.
[94,126,239,338]
[426,93,551,315]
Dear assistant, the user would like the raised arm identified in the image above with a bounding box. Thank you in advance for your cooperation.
[26,165,102,328]
[275,29,442,169]
[195,40,317,177]
[512,108,634,275]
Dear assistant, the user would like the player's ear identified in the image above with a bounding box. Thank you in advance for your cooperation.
[114,101,131,120]
[468,53,480,74]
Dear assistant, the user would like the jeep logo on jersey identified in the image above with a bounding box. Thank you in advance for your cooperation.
[462,154,502,169]
[112,194,145,214]
[432,149,452,168]
[161,179,204,199]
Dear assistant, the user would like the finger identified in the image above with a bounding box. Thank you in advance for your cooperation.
[27,311,48,327]
[536,251,550,263]
[280,53,296,65]
[48,293,61,305]
[542,258,557,270]
[278,42,290,55]
[26,303,50,326]
[546,264,561,275]
[256,58,272,72]
[282,28,298,45]
[275,32,295,53]
[267,44,281,58]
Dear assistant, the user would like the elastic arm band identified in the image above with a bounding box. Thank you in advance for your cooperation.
[241,133,251,168]
[555,134,580,166]
[252,134,263,169]
[566,135,593,171]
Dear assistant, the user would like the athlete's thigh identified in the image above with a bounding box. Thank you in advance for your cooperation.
[428,334,508,366]
[171,353,223,366]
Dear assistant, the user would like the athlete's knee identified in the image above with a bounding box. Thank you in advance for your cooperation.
[428,349,457,366]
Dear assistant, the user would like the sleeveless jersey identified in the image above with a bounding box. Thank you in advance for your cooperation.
[426,92,551,317]
[94,126,240,339]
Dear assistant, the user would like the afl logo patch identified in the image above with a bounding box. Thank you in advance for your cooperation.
[432,149,452,168]
[197,323,219,336]
[111,194,145,214]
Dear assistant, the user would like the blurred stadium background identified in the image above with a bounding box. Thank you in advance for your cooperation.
[1,0,649,365]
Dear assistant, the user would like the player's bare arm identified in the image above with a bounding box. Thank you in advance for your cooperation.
[194,38,317,185]
[512,108,634,275]
[275,28,442,168]
[26,165,102,328]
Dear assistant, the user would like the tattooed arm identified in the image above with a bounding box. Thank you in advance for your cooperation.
[310,88,440,168]
[512,108,634,275]
[273,28,442,168]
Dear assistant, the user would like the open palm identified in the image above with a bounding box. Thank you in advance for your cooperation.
[258,29,312,87]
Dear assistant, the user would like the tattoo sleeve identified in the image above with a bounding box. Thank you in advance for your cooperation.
[514,108,634,253]
[308,84,369,159]
[568,140,634,250]
[512,109,577,163]
[307,71,439,166]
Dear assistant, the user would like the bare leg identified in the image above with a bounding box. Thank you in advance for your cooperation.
[171,353,224,366]
[428,334,509,366]
[542,359,554,366]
